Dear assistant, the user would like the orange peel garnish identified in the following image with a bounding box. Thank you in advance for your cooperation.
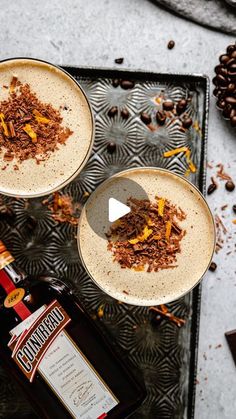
[0,113,9,137]
[23,124,37,143]
[165,221,172,240]
[128,226,153,244]
[132,265,145,271]
[33,109,50,124]
[185,149,197,173]
[157,198,165,217]
[163,146,188,157]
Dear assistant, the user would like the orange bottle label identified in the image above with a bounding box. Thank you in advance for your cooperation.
[0,240,14,270]
[4,288,25,308]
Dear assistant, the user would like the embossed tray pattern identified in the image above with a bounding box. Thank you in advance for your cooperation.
[0,67,209,419]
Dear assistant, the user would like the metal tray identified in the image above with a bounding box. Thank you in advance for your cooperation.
[0,66,209,419]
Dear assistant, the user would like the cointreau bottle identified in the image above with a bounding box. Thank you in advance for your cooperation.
[0,240,145,418]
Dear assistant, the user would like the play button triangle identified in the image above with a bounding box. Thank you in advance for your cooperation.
[108,198,131,223]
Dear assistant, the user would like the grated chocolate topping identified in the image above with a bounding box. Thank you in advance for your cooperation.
[0,77,73,164]
[106,196,186,272]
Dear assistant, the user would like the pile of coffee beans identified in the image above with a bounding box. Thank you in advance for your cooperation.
[140,98,192,129]
[213,43,236,128]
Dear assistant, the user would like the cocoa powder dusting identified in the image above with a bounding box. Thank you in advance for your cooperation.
[0,77,73,164]
[106,196,186,272]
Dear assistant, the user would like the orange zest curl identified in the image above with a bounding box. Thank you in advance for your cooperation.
[163,146,188,157]
[23,124,37,143]
[157,198,165,217]
[165,221,172,240]
[33,109,50,124]
[0,113,9,137]
[185,149,197,173]
[128,226,153,244]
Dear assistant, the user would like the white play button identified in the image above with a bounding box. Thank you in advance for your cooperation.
[108,198,131,223]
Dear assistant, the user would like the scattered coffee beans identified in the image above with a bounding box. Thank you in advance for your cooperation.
[120,80,135,90]
[163,101,174,111]
[209,261,217,272]
[107,142,116,153]
[112,78,120,88]
[108,107,118,118]
[225,180,235,191]
[207,183,217,195]
[167,40,175,50]
[233,204,236,214]
[115,58,124,64]
[182,116,192,129]
[140,112,151,125]
[176,99,187,115]
[156,110,166,125]
[121,108,130,119]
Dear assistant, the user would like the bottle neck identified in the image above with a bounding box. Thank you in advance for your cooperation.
[0,240,26,285]
[0,240,31,322]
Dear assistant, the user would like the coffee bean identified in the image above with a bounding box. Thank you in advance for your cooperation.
[230,115,236,127]
[216,74,228,87]
[217,99,226,109]
[163,100,174,111]
[227,83,235,93]
[213,88,219,97]
[207,183,217,195]
[226,58,236,68]
[182,116,192,129]
[225,180,235,191]
[213,88,225,98]
[222,104,232,119]
[107,142,116,153]
[227,44,236,55]
[167,40,175,50]
[232,204,236,214]
[214,64,224,74]
[112,78,120,88]
[156,110,166,125]
[219,67,228,77]
[231,51,236,59]
[220,54,230,65]
[140,112,151,125]
[176,99,187,114]
[121,108,130,119]
[115,58,124,64]
[108,107,118,118]
[225,96,236,106]
[228,71,236,80]
[230,109,236,118]
[229,64,236,72]
[209,261,217,272]
[212,76,219,86]
[120,80,135,90]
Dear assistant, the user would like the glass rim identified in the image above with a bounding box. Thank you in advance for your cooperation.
[77,166,216,306]
[0,56,95,198]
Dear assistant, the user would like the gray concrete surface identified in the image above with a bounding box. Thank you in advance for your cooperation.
[0,0,235,418]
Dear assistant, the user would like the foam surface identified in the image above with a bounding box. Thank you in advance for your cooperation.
[78,168,215,306]
[0,59,93,197]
